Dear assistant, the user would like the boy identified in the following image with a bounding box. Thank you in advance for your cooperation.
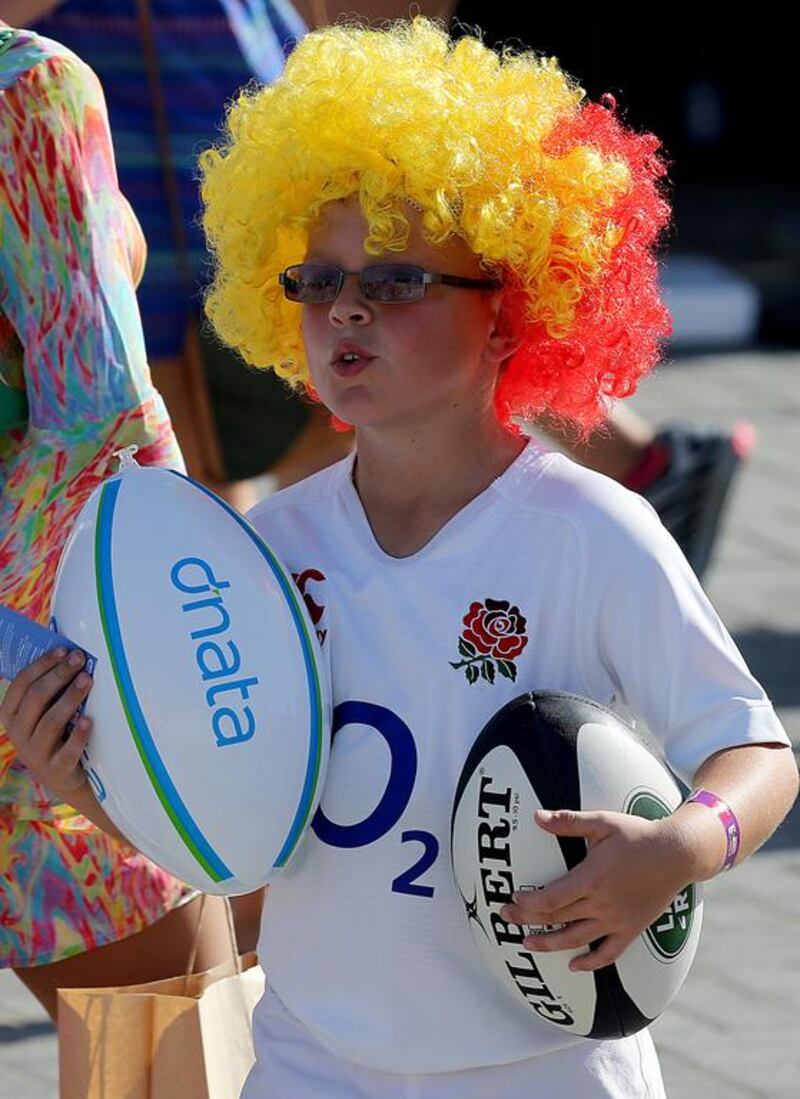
[4,18,796,1097]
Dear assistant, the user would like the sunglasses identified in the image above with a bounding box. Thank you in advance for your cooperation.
[279,263,502,304]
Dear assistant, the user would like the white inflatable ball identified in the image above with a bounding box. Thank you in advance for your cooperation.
[52,449,330,895]
[450,691,702,1039]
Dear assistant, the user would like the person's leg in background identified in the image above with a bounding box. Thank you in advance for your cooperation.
[14,892,234,1022]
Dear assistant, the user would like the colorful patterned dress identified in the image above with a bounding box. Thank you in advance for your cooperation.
[0,28,194,969]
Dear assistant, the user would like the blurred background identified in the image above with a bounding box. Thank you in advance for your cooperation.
[1,3,798,1096]
[454,5,800,349]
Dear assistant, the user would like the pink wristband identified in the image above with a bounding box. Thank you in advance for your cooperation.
[686,788,741,872]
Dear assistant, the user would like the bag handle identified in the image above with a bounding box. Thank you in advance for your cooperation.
[185,894,241,992]
[135,0,193,296]
[134,0,227,484]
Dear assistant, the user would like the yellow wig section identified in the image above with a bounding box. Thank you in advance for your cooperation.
[200,17,632,385]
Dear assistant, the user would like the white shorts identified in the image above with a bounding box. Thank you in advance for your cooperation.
[241,986,667,1099]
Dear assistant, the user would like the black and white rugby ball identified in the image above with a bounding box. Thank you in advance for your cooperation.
[450,691,702,1039]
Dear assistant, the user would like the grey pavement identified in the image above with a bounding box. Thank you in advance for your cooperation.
[634,347,800,1098]
[1,347,799,1097]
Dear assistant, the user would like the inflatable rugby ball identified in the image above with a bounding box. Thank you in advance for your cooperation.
[51,449,330,894]
[451,691,702,1039]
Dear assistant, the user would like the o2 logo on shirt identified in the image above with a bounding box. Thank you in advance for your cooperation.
[312,701,440,898]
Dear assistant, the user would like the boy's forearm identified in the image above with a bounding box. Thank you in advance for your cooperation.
[669,742,798,882]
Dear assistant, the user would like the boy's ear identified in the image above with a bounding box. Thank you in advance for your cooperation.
[485,293,525,365]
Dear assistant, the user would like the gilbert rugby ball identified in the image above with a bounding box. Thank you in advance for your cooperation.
[51,450,330,894]
[451,691,702,1039]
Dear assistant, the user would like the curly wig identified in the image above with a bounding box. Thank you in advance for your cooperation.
[200,17,671,431]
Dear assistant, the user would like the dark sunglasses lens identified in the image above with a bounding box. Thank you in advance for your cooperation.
[362,265,425,302]
[284,265,340,303]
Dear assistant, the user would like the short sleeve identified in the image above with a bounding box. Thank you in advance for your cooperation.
[575,489,790,784]
[0,47,153,431]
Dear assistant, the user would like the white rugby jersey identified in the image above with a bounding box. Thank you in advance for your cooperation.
[246,440,788,1074]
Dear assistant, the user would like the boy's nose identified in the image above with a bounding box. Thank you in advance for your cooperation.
[328,273,373,326]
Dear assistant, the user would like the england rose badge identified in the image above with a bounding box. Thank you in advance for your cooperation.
[450,598,528,685]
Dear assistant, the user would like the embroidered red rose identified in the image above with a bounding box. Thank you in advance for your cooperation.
[451,598,529,684]
[462,599,528,661]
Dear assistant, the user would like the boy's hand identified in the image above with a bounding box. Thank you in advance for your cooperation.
[0,646,93,801]
[499,808,695,973]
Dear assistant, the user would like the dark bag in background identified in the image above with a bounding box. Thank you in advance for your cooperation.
[198,327,310,482]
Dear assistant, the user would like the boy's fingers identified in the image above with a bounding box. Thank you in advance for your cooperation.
[27,674,93,766]
[535,809,613,841]
[508,869,589,918]
[15,655,88,738]
[568,933,631,972]
[502,896,593,928]
[522,918,601,953]
[0,647,67,718]
[52,718,92,789]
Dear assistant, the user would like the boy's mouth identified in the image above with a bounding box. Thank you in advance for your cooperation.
[332,341,375,377]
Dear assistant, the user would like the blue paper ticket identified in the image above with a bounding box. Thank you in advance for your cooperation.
[0,605,97,730]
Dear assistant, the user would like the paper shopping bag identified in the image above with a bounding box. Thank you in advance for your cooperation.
[57,950,265,1099]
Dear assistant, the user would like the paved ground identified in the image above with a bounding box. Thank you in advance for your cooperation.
[635,348,800,1098]
[1,347,798,1097]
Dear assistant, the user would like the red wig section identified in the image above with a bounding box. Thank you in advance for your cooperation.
[495,98,672,434]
